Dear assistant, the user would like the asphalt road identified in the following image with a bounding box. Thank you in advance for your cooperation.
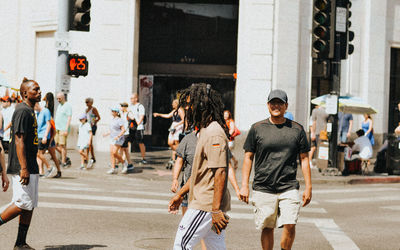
[0,151,399,250]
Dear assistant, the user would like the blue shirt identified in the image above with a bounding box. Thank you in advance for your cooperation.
[338,112,353,133]
[37,108,51,139]
[284,112,294,120]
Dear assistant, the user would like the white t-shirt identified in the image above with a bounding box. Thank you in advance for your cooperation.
[121,111,130,135]
[129,103,145,130]
[352,136,373,159]
[2,106,15,141]
[77,122,92,148]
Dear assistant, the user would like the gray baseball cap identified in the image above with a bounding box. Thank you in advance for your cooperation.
[267,89,288,103]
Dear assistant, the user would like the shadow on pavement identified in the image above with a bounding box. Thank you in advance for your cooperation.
[44,244,107,250]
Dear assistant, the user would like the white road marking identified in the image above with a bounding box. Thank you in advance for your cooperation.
[312,218,360,250]
[40,192,168,205]
[40,179,87,187]
[313,187,400,194]
[38,201,358,249]
[381,206,400,211]
[324,196,400,203]
[300,207,327,213]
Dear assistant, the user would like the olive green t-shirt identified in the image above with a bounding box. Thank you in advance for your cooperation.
[188,121,231,212]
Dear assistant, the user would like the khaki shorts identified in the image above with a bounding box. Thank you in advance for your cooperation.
[55,130,68,146]
[252,189,301,230]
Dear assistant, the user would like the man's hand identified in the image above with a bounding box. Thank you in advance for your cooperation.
[239,185,249,204]
[2,174,9,192]
[19,169,30,186]
[42,137,47,144]
[62,130,68,136]
[211,211,229,234]
[346,131,351,138]
[170,179,179,193]
[168,194,183,214]
[302,188,312,207]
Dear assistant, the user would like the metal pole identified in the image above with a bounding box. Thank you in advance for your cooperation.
[55,0,70,100]
[329,0,342,170]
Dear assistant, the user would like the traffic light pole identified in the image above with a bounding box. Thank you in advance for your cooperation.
[328,0,343,172]
[55,0,70,99]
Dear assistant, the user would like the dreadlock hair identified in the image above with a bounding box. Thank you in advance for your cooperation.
[177,83,229,138]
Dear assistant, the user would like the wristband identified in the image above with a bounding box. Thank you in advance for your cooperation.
[211,210,222,214]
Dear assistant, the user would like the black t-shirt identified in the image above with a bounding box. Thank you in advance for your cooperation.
[7,103,39,175]
[243,118,310,194]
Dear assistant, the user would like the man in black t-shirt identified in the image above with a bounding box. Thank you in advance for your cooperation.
[0,78,41,250]
[239,89,312,250]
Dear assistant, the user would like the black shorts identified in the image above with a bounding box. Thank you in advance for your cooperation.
[310,134,319,148]
[121,135,131,148]
[91,125,97,135]
[2,140,9,153]
[38,138,50,150]
[134,130,144,143]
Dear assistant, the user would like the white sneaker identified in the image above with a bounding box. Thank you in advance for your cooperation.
[45,166,57,178]
[123,160,129,168]
[121,166,128,174]
[107,168,118,174]
[87,159,94,169]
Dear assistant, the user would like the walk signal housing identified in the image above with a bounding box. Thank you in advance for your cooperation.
[67,54,88,77]
[312,0,335,59]
[340,0,354,59]
[69,0,91,32]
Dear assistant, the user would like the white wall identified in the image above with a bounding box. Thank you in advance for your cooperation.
[235,0,275,131]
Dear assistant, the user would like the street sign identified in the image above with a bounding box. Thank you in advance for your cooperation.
[336,7,347,32]
[326,94,338,114]
[55,32,71,51]
[60,75,71,94]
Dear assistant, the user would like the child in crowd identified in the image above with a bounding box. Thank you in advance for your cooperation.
[77,113,93,169]
[103,107,126,174]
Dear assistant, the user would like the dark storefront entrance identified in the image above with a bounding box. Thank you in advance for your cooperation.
[138,0,239,147]
[389,48,400,133]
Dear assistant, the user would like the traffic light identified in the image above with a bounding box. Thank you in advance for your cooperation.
[69,0,91,32]
[340,0,354,59]
[67,54,88,77]
[312,0,335,59]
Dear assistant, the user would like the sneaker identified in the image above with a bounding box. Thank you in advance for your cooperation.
[45,166,57,178]
[87,159,94,169]
[53,171,62,178]
[66,157,71,165]
[121,166,128,174]
[123,160,129,168]
[62,163,71,168]
[91,158,96,163]
[106,168,118,174]
[140,159,147,164]
[79,165,86,170]
[14,244,35,250]
[127,164,134,172]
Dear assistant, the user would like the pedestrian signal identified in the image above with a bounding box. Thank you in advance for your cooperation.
[67,54,88,77]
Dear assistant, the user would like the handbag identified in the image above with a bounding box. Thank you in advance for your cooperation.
[231,126,241,138]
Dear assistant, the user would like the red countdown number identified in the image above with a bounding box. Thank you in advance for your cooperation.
[67,54,88,77]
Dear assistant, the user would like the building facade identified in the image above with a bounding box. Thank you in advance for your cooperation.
[1,0,400,151]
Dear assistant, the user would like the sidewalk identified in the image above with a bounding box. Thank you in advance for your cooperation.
[57,148,400,185]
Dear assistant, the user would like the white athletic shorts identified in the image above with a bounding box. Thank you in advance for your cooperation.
[173,208,226,250]
[12,174,39,211]
[252,189,301,230]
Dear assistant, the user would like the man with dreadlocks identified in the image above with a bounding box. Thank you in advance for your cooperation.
[168,83,231,249]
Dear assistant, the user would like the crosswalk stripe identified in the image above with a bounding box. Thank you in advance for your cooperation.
[313,187,400,194]
[324,196,400,203]
[40,192,168,205]
[381,206,400,211]
[312,218,360,250]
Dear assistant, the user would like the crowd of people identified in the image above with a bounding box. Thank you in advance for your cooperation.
[2,77,396,250]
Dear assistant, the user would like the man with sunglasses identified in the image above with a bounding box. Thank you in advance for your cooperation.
[239,89,312,250]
